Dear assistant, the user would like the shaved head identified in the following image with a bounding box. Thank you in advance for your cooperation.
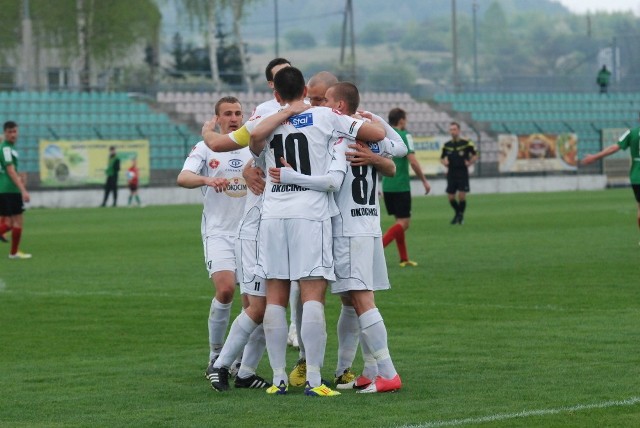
[306,71,338,106]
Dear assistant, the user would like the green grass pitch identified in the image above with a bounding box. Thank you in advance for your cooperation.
[1,189,639,427]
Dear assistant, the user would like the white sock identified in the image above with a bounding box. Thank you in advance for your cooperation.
[301,300,326,387]
[213,311,257,369]
[295,291,305,357]
[208,298,232,361]
[238,324,266,379]
[336,305,360,376]
[289,281,299,333]
[359,331,378,380]
[264,304,288,386]
[359,308,397,379]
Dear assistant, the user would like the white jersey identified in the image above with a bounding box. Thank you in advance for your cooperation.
[181,141,252,238]
[236,151,266,240]
[252,98,280,118]
[234,99,282,240]
[251,107,362,221]
[331,116,409,236]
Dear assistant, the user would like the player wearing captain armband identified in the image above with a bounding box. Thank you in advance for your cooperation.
[177,97,269,392]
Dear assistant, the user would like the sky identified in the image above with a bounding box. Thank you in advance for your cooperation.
[556,0,640,15]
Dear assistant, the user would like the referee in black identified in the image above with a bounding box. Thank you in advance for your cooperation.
[440,122,477,225]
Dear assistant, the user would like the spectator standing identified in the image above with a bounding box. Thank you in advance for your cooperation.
[127,158,141,207]
[597,65,611,94]
[100,146,120,207]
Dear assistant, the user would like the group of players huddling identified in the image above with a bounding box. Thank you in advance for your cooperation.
[178,58,409,396]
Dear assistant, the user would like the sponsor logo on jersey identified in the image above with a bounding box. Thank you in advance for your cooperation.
[368,142,380,153]
[208,158,220,169]
[271,183,309,192]
[350,207,378,217]
[228,158,244,169]
[289,113,313,128]
[225,177,248,198]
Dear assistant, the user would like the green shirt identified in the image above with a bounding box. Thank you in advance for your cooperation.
[382,128,415,193]
[106,155,120,177]
[0,140,20,193]
[617,127,640,184]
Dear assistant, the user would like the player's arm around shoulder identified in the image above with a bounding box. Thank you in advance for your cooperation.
[249,101,310,154]
[347,141,396,177]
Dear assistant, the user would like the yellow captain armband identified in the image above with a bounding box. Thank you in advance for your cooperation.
[230,125,250,148]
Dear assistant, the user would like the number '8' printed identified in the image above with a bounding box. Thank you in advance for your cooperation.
[351,165,377,206]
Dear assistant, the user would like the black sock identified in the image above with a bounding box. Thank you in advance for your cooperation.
[459,200,466,214]
[449,200,459,213]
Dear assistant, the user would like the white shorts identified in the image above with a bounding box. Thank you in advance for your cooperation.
[203,235,237,278]
[255,218,335,281]
[235,238,266,297]
[331,236,390,294]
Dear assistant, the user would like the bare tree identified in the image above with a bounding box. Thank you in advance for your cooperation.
[76,0,91,90]
[178,0,226,91]
[230,0,253,93]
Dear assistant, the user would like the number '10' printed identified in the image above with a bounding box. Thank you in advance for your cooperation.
[270,133,311,175]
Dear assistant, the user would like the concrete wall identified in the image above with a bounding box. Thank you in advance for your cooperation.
[27,175,609,209]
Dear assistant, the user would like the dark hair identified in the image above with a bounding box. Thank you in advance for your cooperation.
[273,67,306,102]
[214,96,241,115]
[388,108,406,126]
[450,121,460,129]
[265,58,291,82]
[329,82,360,115]
[3,121,17,131]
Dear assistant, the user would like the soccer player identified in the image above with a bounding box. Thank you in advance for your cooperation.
[249,67,385,396]
[306,71,338,106]
[382,108,431,267]
[0,121,30,259]
[272,82,405,393]
[252,57,291,117]
[0,216,9,243]
[177,96,253,387]
[581,118,640,242]
[440,122,478,225]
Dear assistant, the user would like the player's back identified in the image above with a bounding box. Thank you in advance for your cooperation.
[333,147,383,238]
[261,107,355,221]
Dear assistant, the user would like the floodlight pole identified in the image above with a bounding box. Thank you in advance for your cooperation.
[274,0,279,57]
[472,0,478,91]
[452,0,459,93]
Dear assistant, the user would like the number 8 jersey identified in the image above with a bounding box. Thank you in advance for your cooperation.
[248,107,364,221]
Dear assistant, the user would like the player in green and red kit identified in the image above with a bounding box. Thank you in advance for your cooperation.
[582,120,640,243]
[381,108,431,267]
[0,121,31,259]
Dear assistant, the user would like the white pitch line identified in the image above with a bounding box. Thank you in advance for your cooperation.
[399,397,640,428]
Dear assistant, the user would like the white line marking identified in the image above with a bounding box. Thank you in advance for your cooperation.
[400,397,640,428]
